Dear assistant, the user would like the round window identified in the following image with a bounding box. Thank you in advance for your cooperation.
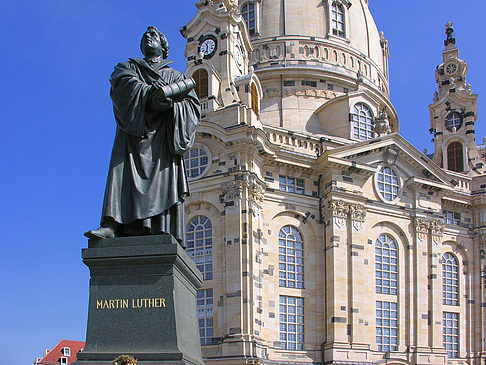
[376,166,400,202]
[184,144,211,180]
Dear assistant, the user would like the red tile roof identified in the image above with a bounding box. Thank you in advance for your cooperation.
[38,340,85,364]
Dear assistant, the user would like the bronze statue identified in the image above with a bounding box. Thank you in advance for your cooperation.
[85,26,200,245]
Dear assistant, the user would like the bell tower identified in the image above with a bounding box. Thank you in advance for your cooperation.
[429,22,484,175]
[180,0,261,117]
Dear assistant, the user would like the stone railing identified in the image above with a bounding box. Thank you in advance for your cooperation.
[265,126,322,157]
[447,170,472,193]
[250,36,389,96]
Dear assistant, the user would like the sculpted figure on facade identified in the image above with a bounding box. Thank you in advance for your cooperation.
[85,26,201,245]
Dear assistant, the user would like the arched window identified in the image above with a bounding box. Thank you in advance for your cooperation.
[351,102,374,140]
[441,253,459,306]
[193,68,209,99]
[251,83,259,117]
[241,2,256,35]
[445,112,463,132]
[376,234,398,295]
[278,225,304,288]
[187,216,213,280]
[331,2,345,38]
[447,142,464,172]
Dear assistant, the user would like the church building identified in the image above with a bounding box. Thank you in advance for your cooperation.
[179,0,486,364]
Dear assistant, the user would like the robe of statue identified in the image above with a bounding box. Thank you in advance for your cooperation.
[100,57,200,243]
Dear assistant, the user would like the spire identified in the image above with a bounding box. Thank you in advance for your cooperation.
[444,21,456,47]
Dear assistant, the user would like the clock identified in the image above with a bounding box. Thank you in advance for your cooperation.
[234,43,243,68]
[445,62,458,75]
[199,35,217,59]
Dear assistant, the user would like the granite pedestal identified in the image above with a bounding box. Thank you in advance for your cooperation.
[73,234,204,365]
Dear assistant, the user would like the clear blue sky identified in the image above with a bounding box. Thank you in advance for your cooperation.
[0,0,484,364]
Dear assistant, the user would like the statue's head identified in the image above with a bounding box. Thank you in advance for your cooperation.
[140,26,169,59]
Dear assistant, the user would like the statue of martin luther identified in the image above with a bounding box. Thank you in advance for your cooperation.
[85,26,200,246]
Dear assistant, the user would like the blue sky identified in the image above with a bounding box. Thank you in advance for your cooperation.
[0,0,484,364]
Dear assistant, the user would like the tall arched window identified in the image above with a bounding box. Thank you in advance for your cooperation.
[376,234,398,295]
[187,216,213,280]
[441,253,459,306]
[279,225,304,289]
[241,2,256,35]
[352,102,374,140]
[331,2,345,38]
[193,68,209,99]
[251,83,259,118]
[447,142,464,172]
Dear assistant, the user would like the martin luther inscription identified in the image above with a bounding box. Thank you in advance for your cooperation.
[96,297,167,310]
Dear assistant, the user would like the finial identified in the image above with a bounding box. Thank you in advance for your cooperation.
[444,21,456,47]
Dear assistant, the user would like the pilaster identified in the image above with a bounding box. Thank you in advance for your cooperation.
[429,219,445,350]
[219,172,266,358]
[347,203,371,347]
[323,200,350,346]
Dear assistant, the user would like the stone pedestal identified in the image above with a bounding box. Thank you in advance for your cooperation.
[73,234,204,365]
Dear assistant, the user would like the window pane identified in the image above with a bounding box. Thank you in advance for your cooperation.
[280,295,304,350]
[279,225,304,288]
[376,300,398,352]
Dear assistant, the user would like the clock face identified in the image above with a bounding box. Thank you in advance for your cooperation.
[235,44,243,67]
[445,62,458,75]
[200,36,217,59]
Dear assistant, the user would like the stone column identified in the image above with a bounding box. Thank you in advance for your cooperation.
[479,237,486,360]
[429,219,445,351]
[323,200,350,349]
[219,173,266,358]
[220,179,245,357]
[240,173,266,357]
[347,203,371,347]
[412,217,431,355]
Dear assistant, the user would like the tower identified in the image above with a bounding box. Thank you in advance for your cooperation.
[429,22,484,175]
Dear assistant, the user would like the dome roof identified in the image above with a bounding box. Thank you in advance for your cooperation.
[246,0,389,97]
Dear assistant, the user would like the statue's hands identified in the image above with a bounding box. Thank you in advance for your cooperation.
[148,78,173,111]
[149,96,173,112]
[152,79,166,91]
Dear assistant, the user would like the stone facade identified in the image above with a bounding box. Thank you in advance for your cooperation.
[180,1,486,364]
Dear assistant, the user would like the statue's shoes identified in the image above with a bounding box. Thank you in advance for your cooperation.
[84,227,115,239]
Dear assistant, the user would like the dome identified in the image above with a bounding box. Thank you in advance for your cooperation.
[238,0,397,138]
[245,0,388,92]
